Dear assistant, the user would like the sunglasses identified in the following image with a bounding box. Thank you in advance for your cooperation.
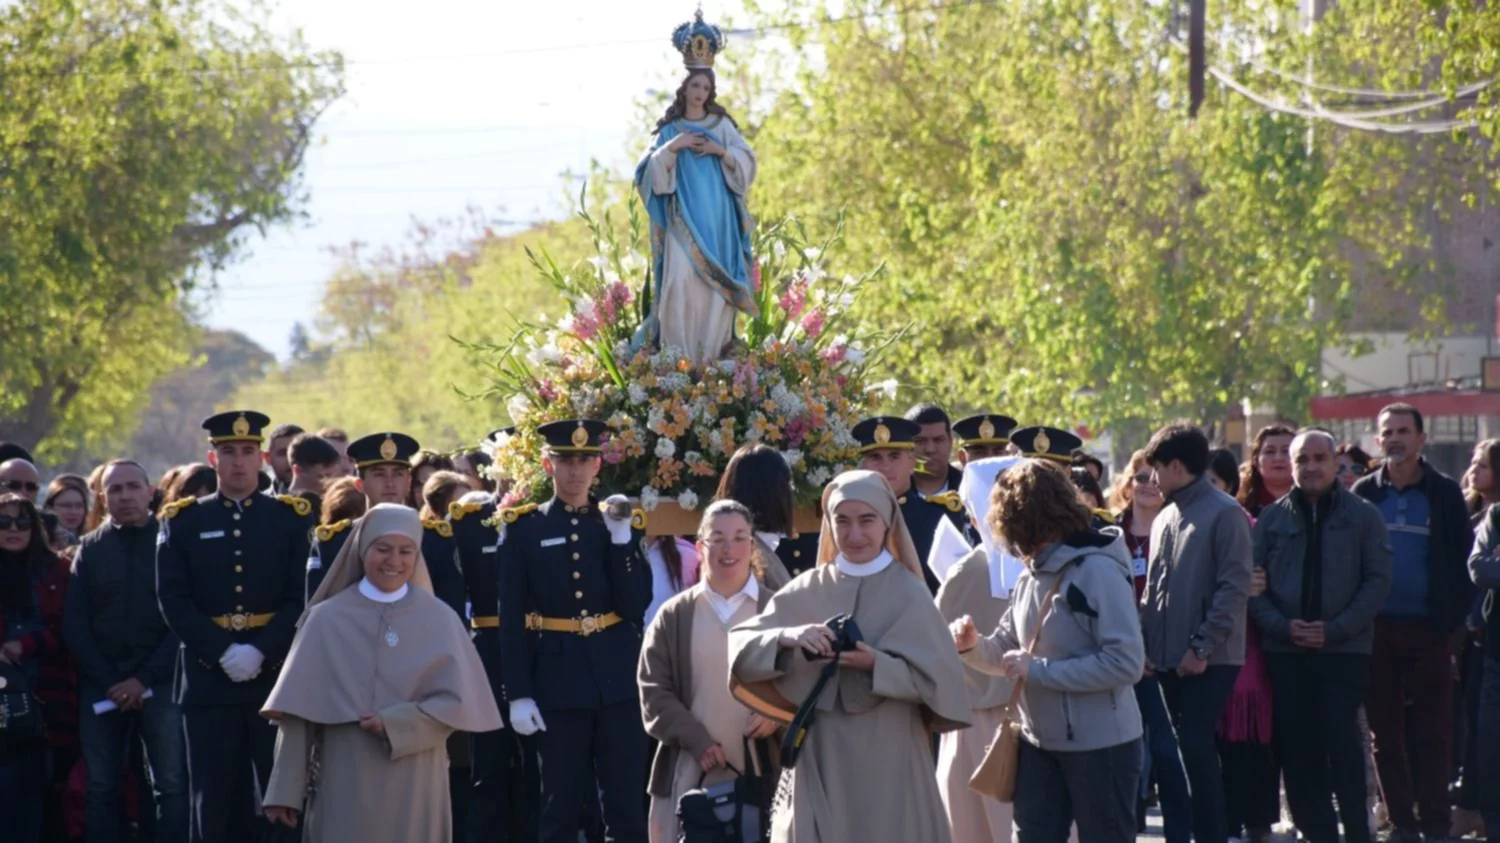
[0,515,33,532]
[1336,464,1368,476]
[2,480,39,493]
[1132,472,1157,484]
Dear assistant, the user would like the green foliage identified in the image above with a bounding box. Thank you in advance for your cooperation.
[738,0,1477,435]
[0,0,343,459]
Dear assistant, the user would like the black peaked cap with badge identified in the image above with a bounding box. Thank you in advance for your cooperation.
[348,432,421,469]
[851,416,920,454]
[953,413,1020,447]
[203,410,271,445]
[537,419,608,454]
[1011,425,1083,464]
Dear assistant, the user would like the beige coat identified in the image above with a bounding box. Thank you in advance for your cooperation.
[639,579,777,798]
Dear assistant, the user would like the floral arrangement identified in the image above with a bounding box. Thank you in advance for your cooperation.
[466,189,901,509]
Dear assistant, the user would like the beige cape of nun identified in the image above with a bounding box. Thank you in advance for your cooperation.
[261,505,502,842]
[729,471,971,843]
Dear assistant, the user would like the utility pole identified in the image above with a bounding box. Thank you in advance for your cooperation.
[1189,0,1206,117]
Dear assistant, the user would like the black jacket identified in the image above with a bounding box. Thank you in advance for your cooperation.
[63,518,178,691]
[1352,458,1474,636]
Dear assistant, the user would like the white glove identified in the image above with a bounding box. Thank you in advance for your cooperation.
[219,644,265,683]
[509,698,546,735]
[601,494,633,545]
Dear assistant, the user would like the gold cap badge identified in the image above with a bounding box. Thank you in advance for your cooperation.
[873,423,891,445]
[232,414,250,437]
[979,417,996,441]
[379,435,398,461]
[571,423,590,448]
[1034,430,1052,454]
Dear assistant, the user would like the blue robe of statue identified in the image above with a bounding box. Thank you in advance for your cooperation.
[633,114,758,360]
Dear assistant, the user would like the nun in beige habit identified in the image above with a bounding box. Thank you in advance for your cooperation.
[935,457,1026,843]
[729,470,971,843]
[261,504,502,841]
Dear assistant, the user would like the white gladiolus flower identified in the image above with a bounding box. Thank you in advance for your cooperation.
[781,449,803,468]
[574,297,596,319]
[677,490,699,511]
[870,379,899,400]
[641,486,661,511]
[507,394,532,420]
[628,384,649,405]
[654,437,677,459]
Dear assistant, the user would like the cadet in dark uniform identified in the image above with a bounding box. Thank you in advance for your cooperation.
[155,411,314,843]
[308,432,465,617]
[952,412,1020,464]
[499,419,651,843]
[853,415,974,593]
[1010,425,1084,468]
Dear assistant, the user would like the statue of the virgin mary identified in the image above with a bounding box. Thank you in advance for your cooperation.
[633,9,758,363]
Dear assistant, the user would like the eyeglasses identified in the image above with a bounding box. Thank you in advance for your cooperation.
[1132,472,1156,485]
[0,515,33,532]
[2,480,39,494]
[1336,464,1368,476]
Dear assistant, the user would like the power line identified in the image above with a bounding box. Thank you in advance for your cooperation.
[14,0,996,79]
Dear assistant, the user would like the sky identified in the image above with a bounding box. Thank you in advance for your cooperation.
[205,0,749,358]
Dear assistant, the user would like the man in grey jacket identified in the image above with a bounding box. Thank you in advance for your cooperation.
[1250,429,1391,843]
[1140,422,1253,843]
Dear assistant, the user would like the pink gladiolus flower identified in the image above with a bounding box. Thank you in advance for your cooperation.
[573,312,599,342]
[537,380,559,403]
[821,344,847,364]
[780,278,807,321]
[800,308,825,338]
[750,262,762,292]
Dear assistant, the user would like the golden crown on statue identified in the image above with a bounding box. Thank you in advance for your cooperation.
[672,7,725,69]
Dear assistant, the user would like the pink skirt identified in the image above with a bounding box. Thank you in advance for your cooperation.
[1217,622,1273,744]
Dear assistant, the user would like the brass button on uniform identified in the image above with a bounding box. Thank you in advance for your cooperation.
[236,605,244,612]
[571,518,578,526]
[572,571,581,580]
[572,552,580,560]
[233,513,241,521]
[232,529,241,538]
[793,550,802,558]
[234,550,242,556]
[235,565,243,573]
[235,585,243,593]
[574,590,583,599]
[570,534,579,542]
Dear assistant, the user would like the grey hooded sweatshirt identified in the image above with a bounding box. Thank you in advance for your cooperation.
[961,530,1145,752]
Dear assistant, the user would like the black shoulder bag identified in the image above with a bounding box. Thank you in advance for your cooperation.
[0,660,47,755]
[676,736,773,843]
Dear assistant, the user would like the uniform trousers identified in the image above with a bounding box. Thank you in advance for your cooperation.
[536,702,647,843]
[182,704,276,843]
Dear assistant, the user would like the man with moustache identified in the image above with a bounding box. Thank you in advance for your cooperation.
[1352,404,1474,843]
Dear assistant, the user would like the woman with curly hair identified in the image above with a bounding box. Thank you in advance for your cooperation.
[952,458,1145,843]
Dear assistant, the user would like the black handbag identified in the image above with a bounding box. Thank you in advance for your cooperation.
[0,660,47,755]
[676,737,772,843]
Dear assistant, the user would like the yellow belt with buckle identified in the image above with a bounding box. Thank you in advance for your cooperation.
[470,615,500,629]
[212,612,276,631]
[525,612,623,637]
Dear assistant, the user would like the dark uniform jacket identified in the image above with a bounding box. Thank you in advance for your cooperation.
[452,498,505,702]
[498,498,651,711]
[900,483,976,594]
[155,491,314,706]
[64,518,177,692]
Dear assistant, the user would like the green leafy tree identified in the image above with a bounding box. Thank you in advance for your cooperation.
[0,0,343,459]
[738,0,1476,440]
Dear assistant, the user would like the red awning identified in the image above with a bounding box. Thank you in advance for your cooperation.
[1309,389,1500,420]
